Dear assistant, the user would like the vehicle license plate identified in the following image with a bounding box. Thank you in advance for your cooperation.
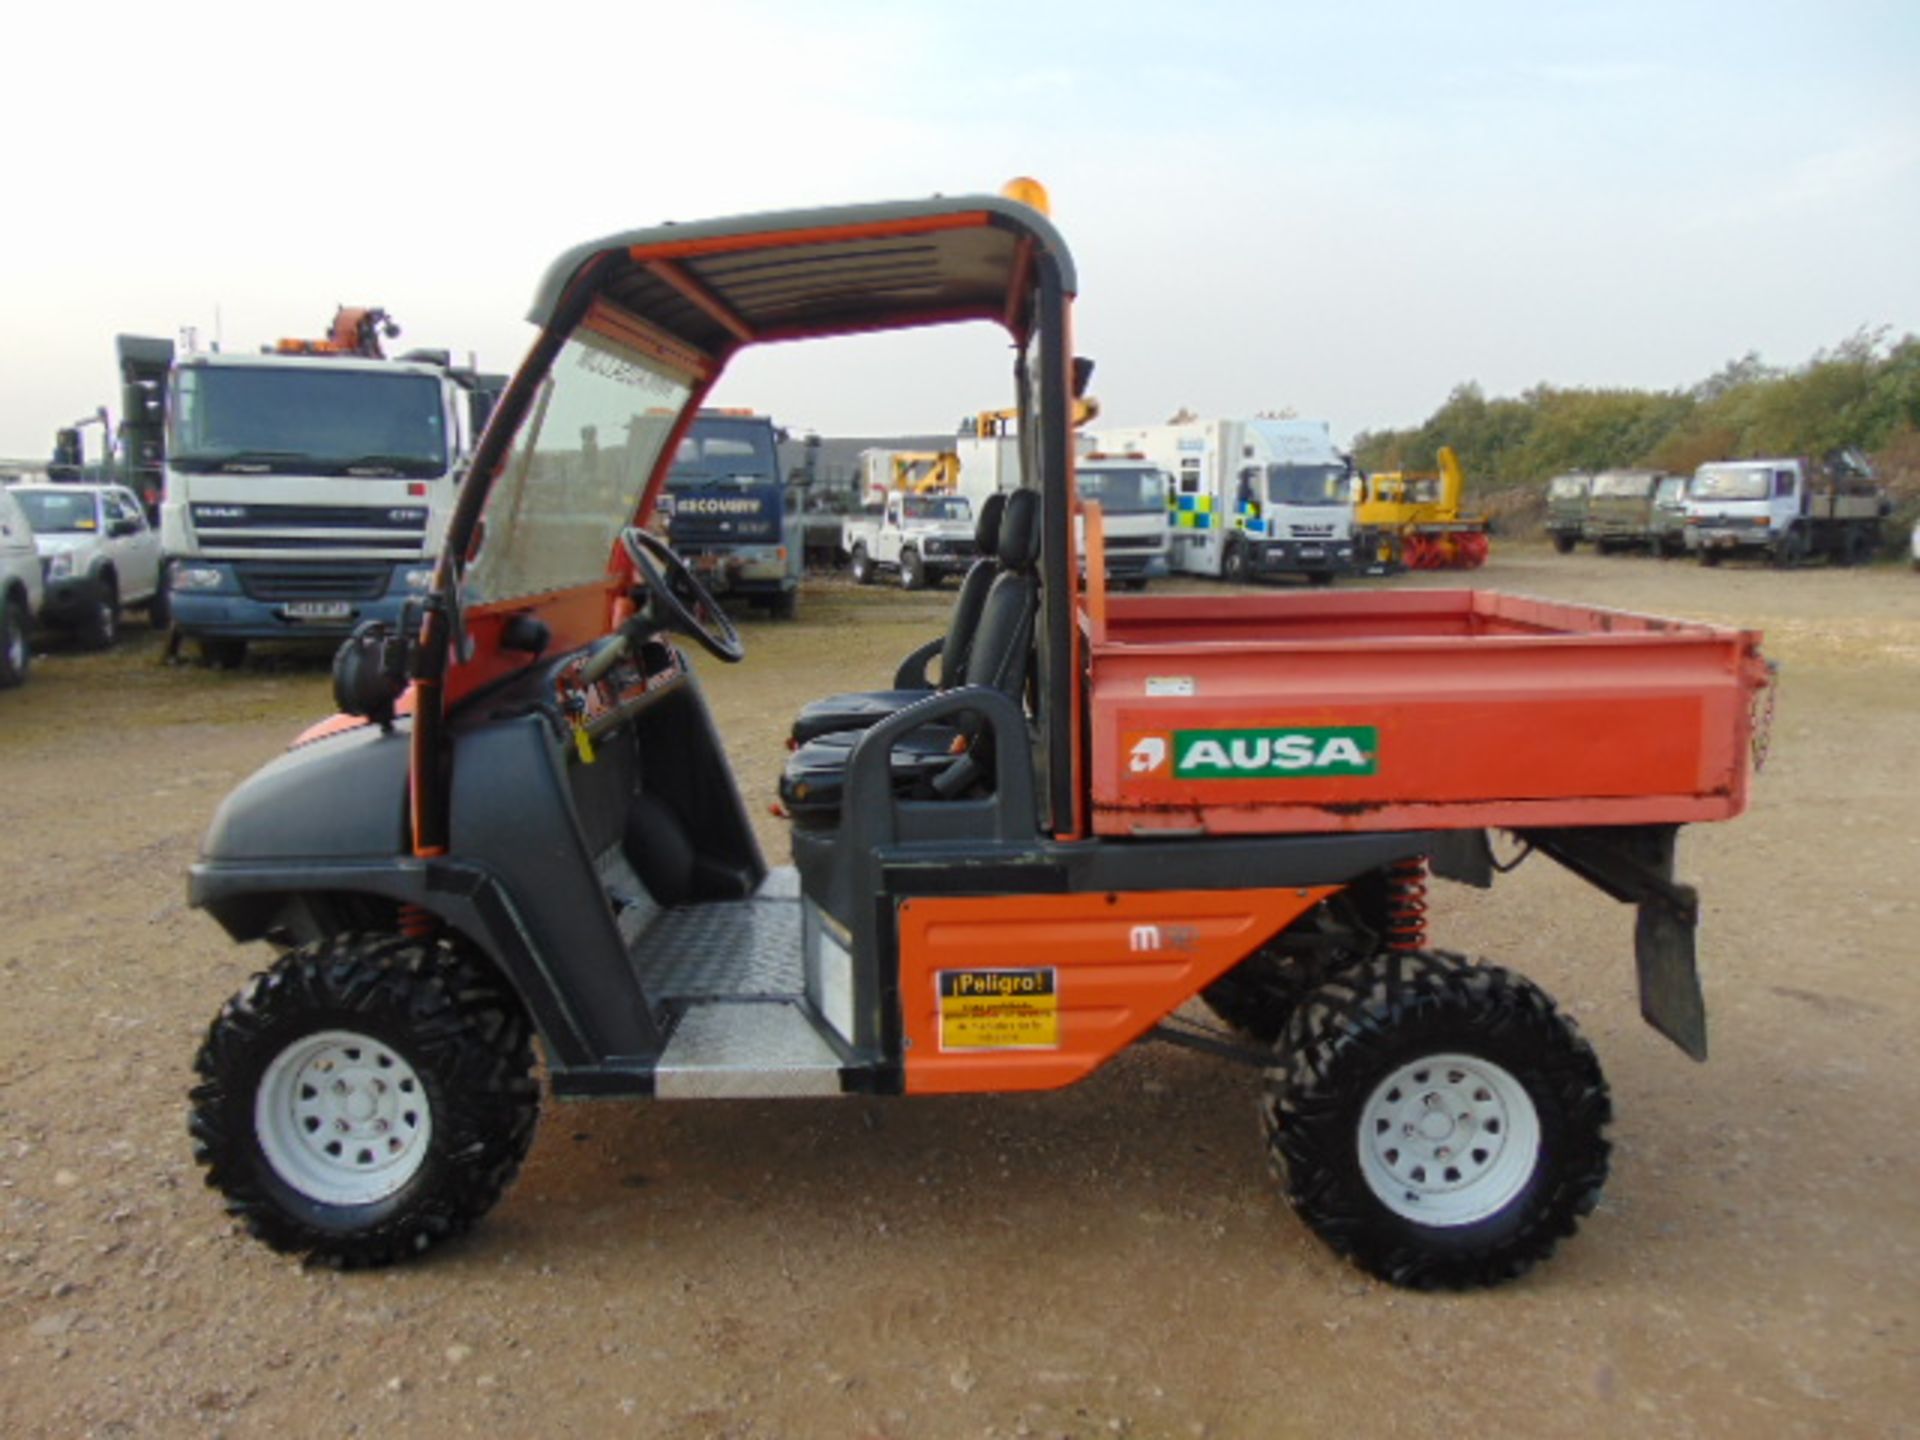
[284,601,353,622]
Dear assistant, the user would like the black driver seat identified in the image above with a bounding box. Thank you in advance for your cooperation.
[779,490,1041,828]
[788,491,1007,746]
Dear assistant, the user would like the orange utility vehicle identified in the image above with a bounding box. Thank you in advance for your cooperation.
[187,185,1770,1290]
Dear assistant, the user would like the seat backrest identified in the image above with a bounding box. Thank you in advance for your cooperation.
[938,491,1006,686]
[963,489,1039,697]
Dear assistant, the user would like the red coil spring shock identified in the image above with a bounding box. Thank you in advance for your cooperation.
[1383,856,1429,952]
[397,903,437,941]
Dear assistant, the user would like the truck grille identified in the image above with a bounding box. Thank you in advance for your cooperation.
[1105,535,1159,551]
[193,503,428,532]
[235,561,393,602]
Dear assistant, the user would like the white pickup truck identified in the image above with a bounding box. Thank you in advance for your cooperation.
[843,491,976,589]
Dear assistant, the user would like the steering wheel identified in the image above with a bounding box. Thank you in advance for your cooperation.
[618,528,745,664]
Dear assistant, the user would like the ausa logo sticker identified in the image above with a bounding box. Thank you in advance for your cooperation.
[1126,726,1380,780]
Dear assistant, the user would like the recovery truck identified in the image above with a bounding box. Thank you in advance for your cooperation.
[154,307,504,666]
[1353,445,1491,571]
[1684,452,1888,567]
[1099,417,1358,584]
[185,183,1771,1291]
[659,409,803,618]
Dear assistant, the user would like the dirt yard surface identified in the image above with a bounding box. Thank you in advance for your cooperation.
[2,546,1916,1439]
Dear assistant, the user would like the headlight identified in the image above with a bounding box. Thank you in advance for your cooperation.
[171,565,227,591]
[45,552,74,580]
[402,566,435,593]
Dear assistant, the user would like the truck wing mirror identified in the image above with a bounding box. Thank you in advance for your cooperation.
[1072,355,1095,399]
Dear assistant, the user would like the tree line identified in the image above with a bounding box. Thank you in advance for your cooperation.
[1351,329,1920,493]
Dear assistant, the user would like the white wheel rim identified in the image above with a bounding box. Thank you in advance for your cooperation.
[1357,1052,1540,1227]
[255,1029,433,1207]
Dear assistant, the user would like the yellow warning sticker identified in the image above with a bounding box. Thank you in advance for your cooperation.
[937,968,1059,1052]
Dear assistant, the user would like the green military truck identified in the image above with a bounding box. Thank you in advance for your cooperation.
[1584,470,1689,556]
[1545,472,1590,554]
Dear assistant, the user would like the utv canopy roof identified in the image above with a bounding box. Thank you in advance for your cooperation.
[525,194,1077,358]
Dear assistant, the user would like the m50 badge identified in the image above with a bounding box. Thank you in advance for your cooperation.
[1126,726,1379,779]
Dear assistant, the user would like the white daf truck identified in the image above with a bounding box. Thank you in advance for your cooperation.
[956,419,1170,586]
[1684,452,1888,567]
[1092,418,1358,584]
[153,309,503,666]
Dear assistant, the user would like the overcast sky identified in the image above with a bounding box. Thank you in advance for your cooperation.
[4,0,1916,459]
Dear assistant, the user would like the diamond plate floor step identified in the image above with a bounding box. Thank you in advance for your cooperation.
[653,999,844,1098]
[633,867,804,1000]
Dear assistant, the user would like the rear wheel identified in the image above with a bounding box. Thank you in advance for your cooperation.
[0,592,29,688]
[1262,950,1610,1290]
[79,575,119,650]
[190,933,540,1269]
[1700,548,1722,567]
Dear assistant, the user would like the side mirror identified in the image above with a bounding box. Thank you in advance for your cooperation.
[110,518,140,538]
[1072,355,1096,399]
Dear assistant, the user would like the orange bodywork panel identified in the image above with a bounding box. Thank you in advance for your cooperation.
[1087,589,1770,837]
[897,886,1334,1094]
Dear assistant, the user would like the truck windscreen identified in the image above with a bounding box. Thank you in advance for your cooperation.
[1266,464,1349,506]
[169,366,448,476]
[1077,466,1167,514]
[1691,467,1770,501]
[668,419,778,485]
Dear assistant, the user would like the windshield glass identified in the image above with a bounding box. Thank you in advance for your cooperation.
[169,365,448,476]
[1655,476,1687,503]
[903,494,972,522]
[668,417,779,486]
[1077,465,1168,514]
[1691,465,1770,501]
[1591,472,1656,499]
[1548,474,1588,499]
[15,490,98,533]
[1265,463,1350,506]
[462,331,693,605]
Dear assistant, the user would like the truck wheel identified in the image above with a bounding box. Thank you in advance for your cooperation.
[1700,548,1721,567]
[1262,950,1611,1290]
[201,638,248,669]
[1222,541,1250,585]
[190,933,540,1269]
[147,583,171,629]
[1770,528,1803,569]
[1307,571,1335,587]
[79,575,119,650]
[899,549,926,591]
[1552,534,1576,555]
[850,544,874,585]
[0,592,29,688]
[769,588,799,620]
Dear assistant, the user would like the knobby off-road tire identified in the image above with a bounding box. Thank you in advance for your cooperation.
[1202,900,1369,1045]
[190,933,540,1269]
[1262,950,1611,1290]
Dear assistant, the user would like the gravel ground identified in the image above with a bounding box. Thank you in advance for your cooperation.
[1,543,1915,1439]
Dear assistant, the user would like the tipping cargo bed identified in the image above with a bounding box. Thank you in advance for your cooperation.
[1085,589,1769,837]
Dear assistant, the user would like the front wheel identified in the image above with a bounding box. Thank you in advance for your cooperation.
[899,548,926,591]
[1222,541,1250,585]
[189,934,540,1268]
[1262,950,1611,1290]
[849,544,874,585]
[79,575,119,650]
[1552,534,1576,555]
